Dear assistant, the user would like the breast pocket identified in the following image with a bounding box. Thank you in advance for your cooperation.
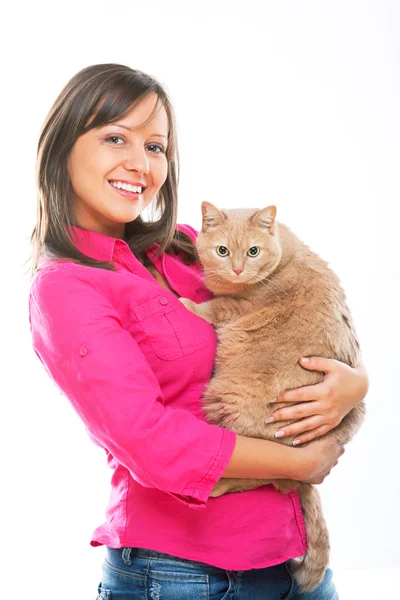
[132,294,208,361]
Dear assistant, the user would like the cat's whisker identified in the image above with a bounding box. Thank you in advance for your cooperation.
[204,273,227,287]
[254,282,282,302]
[260,273,286,292]
[261,272,286,290]
[252,274,286,300]
[204,272,225,282]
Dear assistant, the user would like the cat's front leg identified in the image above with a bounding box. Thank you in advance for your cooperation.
[179,298,215,324]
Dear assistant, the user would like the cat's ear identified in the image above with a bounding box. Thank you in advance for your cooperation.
[251,205,277,234]
[201,201,227,229]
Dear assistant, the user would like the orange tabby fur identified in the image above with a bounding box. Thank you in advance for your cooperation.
[180,202,366,592]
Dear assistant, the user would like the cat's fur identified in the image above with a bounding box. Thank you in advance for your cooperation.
[179,202,366,592]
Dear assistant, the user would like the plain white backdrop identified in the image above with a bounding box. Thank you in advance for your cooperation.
[2,1,399,598]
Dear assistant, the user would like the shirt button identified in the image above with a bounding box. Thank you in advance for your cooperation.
[79,347,88,357]
[159,297,168,305]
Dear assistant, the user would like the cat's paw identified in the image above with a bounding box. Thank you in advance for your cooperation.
[179,297,214,323]
[179,297,197,314]
[210,479,232,498]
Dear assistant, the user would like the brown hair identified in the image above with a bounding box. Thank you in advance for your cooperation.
[30,63,198,277]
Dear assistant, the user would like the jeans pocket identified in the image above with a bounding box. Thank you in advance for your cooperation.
[101,557,147,599]
[207,570,232,600]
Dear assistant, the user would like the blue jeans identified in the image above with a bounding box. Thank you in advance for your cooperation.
[96,546,339,599]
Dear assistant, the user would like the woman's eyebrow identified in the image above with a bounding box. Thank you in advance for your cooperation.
[110,123,167,138]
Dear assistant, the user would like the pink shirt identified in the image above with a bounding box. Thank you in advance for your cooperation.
[28,223,306,570]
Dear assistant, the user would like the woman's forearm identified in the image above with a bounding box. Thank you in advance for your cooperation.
[221,434,309,481]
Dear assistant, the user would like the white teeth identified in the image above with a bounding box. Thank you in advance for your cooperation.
[110,181,143,193]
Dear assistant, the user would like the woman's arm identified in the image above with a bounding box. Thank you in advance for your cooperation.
[221,433,345,484]
[266,356,369,445]
[29,266,237,510]
[30,265,343,509]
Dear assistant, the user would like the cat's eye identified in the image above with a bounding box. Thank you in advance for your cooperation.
[247,246,260,257]
[216,246,230,257]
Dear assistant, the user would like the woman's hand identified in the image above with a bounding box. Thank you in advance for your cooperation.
[299,438,345,484]
[267,357,369,446]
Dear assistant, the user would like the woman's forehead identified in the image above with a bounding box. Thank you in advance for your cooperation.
[88,92,168,131]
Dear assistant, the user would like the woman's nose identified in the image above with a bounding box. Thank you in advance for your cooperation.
[123,146,150,174]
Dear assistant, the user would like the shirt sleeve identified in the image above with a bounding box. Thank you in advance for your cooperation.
[29,265,237,510]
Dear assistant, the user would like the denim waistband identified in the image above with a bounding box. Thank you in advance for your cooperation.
[106,545,245,574]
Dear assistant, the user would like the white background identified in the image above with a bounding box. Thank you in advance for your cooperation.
[2,1,399,598]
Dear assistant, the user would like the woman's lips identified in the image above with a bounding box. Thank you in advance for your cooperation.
[108,181,143,200]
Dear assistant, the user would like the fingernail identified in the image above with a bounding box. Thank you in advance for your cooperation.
[293,440,301,446]
[265,417,274,424]
[275,431,285,438]
[301,357,310,362]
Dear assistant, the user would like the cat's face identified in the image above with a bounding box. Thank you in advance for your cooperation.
[196,202,282,292]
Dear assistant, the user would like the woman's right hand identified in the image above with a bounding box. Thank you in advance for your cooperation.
[299,438,345,484]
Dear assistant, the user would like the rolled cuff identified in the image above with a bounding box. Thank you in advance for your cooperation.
[169,428,237,509]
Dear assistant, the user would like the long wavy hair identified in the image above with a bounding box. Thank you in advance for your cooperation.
[30,63,198,277]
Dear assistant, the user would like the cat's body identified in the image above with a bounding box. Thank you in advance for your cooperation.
[180,202,366,593]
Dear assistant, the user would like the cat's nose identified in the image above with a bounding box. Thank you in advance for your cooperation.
[233,267,244,276]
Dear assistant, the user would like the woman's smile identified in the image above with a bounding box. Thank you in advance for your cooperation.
[108,179,146,200]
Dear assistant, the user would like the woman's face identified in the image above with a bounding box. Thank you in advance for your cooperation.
[68,92,169,238]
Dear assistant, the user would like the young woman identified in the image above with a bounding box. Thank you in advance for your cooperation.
[29,63,368,600]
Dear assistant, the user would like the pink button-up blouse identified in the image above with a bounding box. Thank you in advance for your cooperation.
[28,223,306,570]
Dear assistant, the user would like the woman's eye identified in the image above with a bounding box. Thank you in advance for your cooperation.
[247,246,260,257]
[216,246,230,257]
[105,137,165,154]
[106,135,124,145]
[146,143,165,154]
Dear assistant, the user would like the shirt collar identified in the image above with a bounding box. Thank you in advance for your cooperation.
[60,224,212,302]
[68,224,128,261]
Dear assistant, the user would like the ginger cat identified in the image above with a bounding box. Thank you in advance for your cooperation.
[179,201,366,592]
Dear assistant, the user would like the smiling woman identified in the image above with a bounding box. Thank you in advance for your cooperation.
[28,63,366,600]
[31,63,197,275]
[68,93,169,239]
